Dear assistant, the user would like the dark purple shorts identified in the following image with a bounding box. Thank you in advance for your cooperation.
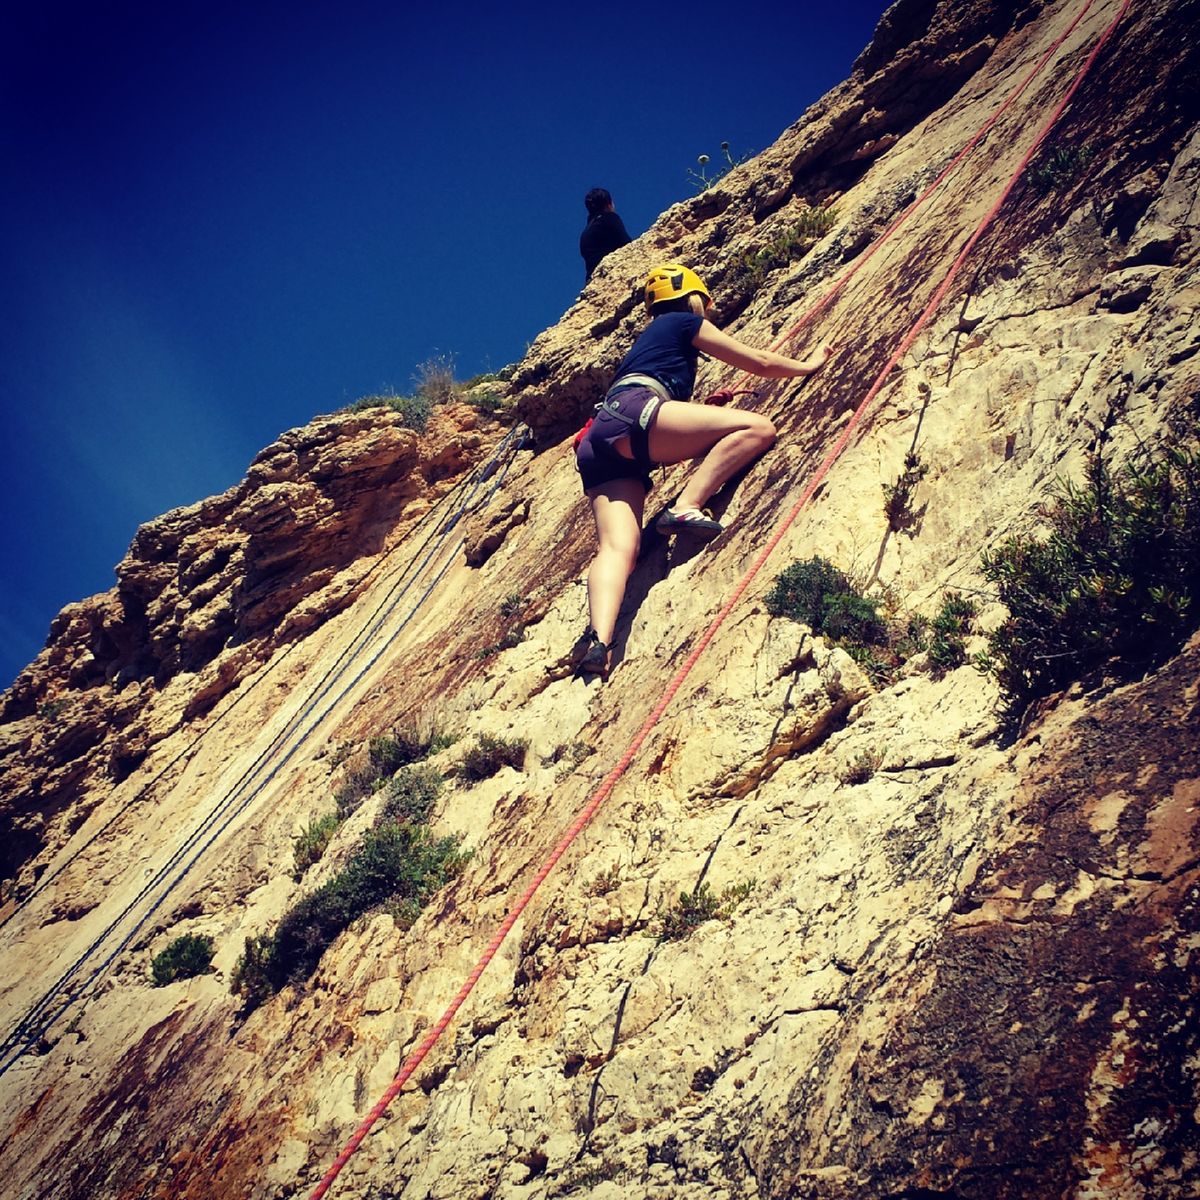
[575,386,662,494]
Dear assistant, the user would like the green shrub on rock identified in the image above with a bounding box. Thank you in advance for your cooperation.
[151,933,215,986]
[765,557,888,647]
[981,441,1200,713]
[232,822,468,1006]
[293,811,341,878]
[460,733,528,783]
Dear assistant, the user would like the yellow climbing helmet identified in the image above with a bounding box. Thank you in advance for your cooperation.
[644,263,712,314]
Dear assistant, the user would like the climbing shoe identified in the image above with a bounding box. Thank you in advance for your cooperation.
[655,507,723,536]
[569,628,611,678]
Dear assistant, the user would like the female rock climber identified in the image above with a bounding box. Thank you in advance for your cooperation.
[571,263,832,677]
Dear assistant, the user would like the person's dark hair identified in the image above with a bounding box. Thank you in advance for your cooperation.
[584,187,613,217]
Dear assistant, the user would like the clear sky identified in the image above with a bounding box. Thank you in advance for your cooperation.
[0,0,891,689]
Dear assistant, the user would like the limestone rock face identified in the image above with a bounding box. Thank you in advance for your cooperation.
[0,404,491,884]
[2,2,1199,1199]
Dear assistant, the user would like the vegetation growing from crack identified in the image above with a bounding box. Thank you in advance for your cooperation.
[687,141,752,191]
[233,817,469,1010]
[926,593,979,675]
[151,933,215,986]
[460,733,529,783]
[765,557,980,687]
[883,451,929,532]
[729,205,837,289]
[656,880,756,941]
[839,747,884,785]
[1028,140,1096,193]
[293,812,341,879]
[476,592,528,659]
[344,353,496,430]
[542,739,595,778]
[234,721,466,1011]
[980,437,1200,715]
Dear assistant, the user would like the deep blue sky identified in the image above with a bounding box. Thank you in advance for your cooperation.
[0,0,891,689]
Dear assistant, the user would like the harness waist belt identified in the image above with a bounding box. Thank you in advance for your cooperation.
[597,374,673,431]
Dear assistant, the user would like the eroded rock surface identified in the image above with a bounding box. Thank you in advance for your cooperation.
[1,2,1198,1198]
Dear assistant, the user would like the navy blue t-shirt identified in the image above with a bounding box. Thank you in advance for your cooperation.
[611,312,704,400]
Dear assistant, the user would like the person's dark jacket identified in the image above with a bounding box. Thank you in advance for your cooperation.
[580,211,632,280]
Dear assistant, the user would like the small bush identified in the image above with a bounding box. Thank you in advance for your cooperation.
[293,812,342,878]
[499,592,525,620]
[334,760,384,820]
[766,557,887,646]
[466,389,505,415]
[981,442,1200,714]
[380,764,444,826]
[657,880,756,942]
[927,593,978,675]
[38,698,69,721]
[233,823,469,1004]
[1029,142,1095,193]
[231,933,277,1009]
[460,733,528,783]
[151,933,215,986]
[368,726,441,775]
[345,392,435,432]
[337,724,451,818]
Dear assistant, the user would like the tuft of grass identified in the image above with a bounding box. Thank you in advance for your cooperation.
[380,764,444,826]
[657,880,756,942]
[151,933,215,986]
[413,354,460,405]
[542,740,595,778]
[293,812,341,879]
[588,863,622,897]
[730,205,837,288]
[839,748,884,786]
[981,440,1200,715]
[460,733,528,783]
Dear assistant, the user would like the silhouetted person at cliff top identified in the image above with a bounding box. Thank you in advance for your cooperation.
[580,188,632,281]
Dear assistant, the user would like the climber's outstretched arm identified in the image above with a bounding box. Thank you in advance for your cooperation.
[693,320,831,378]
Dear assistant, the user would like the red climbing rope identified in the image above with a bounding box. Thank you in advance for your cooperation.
[306,2,1130,1194]
[754,0,1103,363]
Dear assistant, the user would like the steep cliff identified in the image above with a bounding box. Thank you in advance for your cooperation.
[1,1,1198,1198]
